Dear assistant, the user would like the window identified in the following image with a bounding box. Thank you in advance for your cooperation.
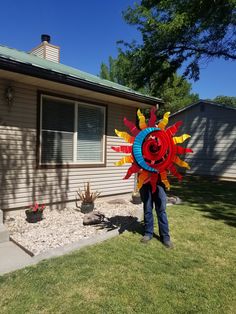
[40,95,106,165]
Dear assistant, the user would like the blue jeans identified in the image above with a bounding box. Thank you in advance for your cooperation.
[140,183,170,241]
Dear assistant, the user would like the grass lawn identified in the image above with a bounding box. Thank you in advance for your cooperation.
[0,177,235,313]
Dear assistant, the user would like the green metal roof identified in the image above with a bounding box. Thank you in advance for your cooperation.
[0,45,161,104]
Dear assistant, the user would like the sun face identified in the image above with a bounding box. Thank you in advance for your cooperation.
[111,108,193,193]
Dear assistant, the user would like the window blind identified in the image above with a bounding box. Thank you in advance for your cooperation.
[77,105,104,162]
[40,96,105,164]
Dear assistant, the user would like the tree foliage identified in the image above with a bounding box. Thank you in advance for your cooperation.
[157,74,199,116]
[212,95,236,107]
[100,54,134,88]
[99,54,198,116]
[122,0,236,87]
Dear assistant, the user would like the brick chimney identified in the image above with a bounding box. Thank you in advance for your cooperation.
[30,34,60,63]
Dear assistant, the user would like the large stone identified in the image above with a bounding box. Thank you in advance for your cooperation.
[83,211,105,225]
[167,195,182,205]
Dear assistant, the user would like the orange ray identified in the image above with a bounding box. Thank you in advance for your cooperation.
[115,129,134,143]
[173,134,191,144]
[137,171,149,189]
[115,155,133,166]
[157,112,170,130]
[160,171,170,190]
[137,109,147,129]
[173,156,190,169]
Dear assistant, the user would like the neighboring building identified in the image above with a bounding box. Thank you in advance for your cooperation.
[169,100,236,180]
[0,35,162,211]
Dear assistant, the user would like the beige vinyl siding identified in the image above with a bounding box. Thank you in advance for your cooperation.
[169,103,236,180]
[0,79,135,210]
[30,45,44,59]
[45,45,59,63]
[30,43,60,63]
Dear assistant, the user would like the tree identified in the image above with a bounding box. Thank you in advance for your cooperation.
[122,0,236,87]
[157,74,199,116]
[99,53,136,88]
[99,54,198,116]
[212,95,236,107]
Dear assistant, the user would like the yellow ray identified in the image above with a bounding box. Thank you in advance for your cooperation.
[115,129,134,143]
[157,112,170,130]
[173,134,191,144]
[115,155,133,166]
[137,109,147,130]
[173,156,190,169]
[160,171,170,190]
[137,171,149,189]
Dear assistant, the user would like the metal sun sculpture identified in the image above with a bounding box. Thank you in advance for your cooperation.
[111,108,193,193]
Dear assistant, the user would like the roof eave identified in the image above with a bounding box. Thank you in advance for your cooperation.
[0,57,163,106]
[170,99,236,117]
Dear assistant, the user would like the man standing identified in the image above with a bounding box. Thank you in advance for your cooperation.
[139,180,173,248]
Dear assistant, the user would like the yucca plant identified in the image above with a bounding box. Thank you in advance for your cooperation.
[76,182,101,213]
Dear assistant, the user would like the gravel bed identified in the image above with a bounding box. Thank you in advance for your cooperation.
[5,199,142,256]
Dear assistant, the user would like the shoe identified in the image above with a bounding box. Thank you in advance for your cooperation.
[162,240,174,249]
[140,235,152,244]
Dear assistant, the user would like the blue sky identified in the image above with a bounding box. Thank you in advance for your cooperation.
[0,0,235,99]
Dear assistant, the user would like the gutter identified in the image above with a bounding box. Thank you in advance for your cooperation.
[0,57,163,106]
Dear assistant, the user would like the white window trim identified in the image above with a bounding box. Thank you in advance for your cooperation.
[39,94,106,166]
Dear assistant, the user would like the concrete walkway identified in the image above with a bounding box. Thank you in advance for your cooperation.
[0,190,178,276]
[0,201,143,276]
[0,197,177,276]
[0,228,123,276]
[0,241,34,275]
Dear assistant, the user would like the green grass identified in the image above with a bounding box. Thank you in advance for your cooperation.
[0,177,235,314]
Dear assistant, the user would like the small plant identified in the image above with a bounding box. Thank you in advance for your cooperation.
[25,202,45,223]
[76,182,101,213]
[28,202,46,213]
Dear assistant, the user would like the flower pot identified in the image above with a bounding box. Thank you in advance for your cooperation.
[25,210,43,223]
[80,203,94,214]
[132,194,142,204]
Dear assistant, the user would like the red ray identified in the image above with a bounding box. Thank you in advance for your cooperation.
[123,163,140,179]
[166,121,183,136]
[150,174,158,193]
[176,146,193,155]
[123,117,140,136]
[148,107,157,127]
[168,164,183,181]
[111,146,132,154]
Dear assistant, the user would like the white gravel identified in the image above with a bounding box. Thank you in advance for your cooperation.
[5,199,142,256]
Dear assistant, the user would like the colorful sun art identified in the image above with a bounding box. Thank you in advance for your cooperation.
[111,107,193,193]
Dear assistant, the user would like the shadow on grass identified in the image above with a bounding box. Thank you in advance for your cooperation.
[97,215,162,242]
[98,215,144,234]
[171,176,236,228]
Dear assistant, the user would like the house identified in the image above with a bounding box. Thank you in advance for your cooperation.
[0,35,162,211]
[169,100,236,180]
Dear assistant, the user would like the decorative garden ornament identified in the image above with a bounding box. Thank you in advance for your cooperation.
[112,108,193,192]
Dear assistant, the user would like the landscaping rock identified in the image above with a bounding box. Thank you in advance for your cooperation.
[167,195,182,205]
[107,199,129,205]
[5,201,141,256]
[83,211,105,225]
